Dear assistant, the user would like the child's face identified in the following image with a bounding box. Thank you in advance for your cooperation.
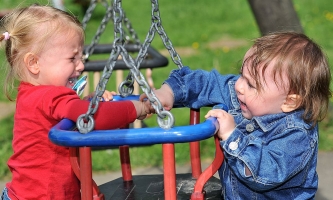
[33,30,84,88]
[235,48,289,119]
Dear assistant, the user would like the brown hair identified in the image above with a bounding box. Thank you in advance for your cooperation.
[245,32,331,125]
[0,4,84,100]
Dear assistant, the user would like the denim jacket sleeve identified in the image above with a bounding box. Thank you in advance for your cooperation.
[221,114,317,192]
[164,66,239,109]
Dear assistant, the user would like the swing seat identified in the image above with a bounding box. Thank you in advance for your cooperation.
[84,44,169,71]
[98,174,222,200]
[49,105,225,200]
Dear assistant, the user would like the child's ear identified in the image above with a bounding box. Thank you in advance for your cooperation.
[281,94,302,113]
[24,53,39,75]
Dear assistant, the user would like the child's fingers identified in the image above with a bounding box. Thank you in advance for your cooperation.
[205,109,227,118]
[139,93,148,101]
[102,90,117,101]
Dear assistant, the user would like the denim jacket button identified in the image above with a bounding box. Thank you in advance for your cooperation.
[229,141,238,150]
[246,123,254,132]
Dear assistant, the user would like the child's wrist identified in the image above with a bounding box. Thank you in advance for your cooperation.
[220,128,235,141]
[141,101,147,116]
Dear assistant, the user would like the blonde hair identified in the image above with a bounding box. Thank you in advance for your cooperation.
[0,4,84,100]
[245,32,331,125]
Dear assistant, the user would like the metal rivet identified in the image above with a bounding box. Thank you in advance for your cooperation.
[246,123,254,132]
[229,141,238,150]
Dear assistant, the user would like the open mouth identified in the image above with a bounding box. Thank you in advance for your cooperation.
[68,77,77,85]
[238,99,247,109]
[68,77,78,88]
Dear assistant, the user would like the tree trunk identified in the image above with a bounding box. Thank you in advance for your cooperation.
[247,0,303,35]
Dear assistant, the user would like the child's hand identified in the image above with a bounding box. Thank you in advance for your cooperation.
[131,100,152,120]
[83,91,117,101]
[101,91,117,101]
[139,84,174,113]
[205,109,236,141]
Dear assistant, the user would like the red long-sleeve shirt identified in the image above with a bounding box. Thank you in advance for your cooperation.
[6,82,137,200]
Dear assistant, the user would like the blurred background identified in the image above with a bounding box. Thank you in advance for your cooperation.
[0,0,332,195]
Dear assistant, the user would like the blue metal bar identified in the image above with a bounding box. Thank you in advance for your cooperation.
[48,117,219,147]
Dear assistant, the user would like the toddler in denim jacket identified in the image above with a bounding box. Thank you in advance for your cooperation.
[142,32,331,199]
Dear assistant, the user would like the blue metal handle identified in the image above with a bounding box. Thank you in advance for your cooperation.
[112,95,140,101]
[49,117,219,147]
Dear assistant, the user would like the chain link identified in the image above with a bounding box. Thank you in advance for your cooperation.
[84,2,113,59]
[151,0,183,69]
[81,0,97,30]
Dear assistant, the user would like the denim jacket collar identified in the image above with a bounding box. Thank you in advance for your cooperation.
[252,110,305,132]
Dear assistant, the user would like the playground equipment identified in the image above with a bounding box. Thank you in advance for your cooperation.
[49,0,226,199]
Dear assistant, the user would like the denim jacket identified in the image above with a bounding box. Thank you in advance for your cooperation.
[165,67,318,200]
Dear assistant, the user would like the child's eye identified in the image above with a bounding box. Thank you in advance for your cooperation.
[247,82,254,88]
[247,81,256,89]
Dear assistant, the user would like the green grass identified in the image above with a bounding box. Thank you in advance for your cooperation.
[0,0,333,180]
[0,115,14,180]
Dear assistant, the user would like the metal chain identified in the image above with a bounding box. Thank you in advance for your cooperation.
[77,0,123,133]
[82,2,140,61]
[121,0,184,95]
[83,3,113,60]
[119,45,174,129]
[123,12,141,45]
[81,0,97,30]
[81,0,110,30]
[117,0,177,128]
[77,0,180,133]
[151,0,183,69]
[117,7,141,97]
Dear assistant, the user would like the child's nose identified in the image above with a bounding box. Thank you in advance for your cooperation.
[235,79,244,95]
[77,60,84,72]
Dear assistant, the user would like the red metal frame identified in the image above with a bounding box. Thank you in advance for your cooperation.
[191,135,224,200]
[69,147,105,200]
[163,143,177,200]
[189,109,202,178]
[119,145,133,182]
